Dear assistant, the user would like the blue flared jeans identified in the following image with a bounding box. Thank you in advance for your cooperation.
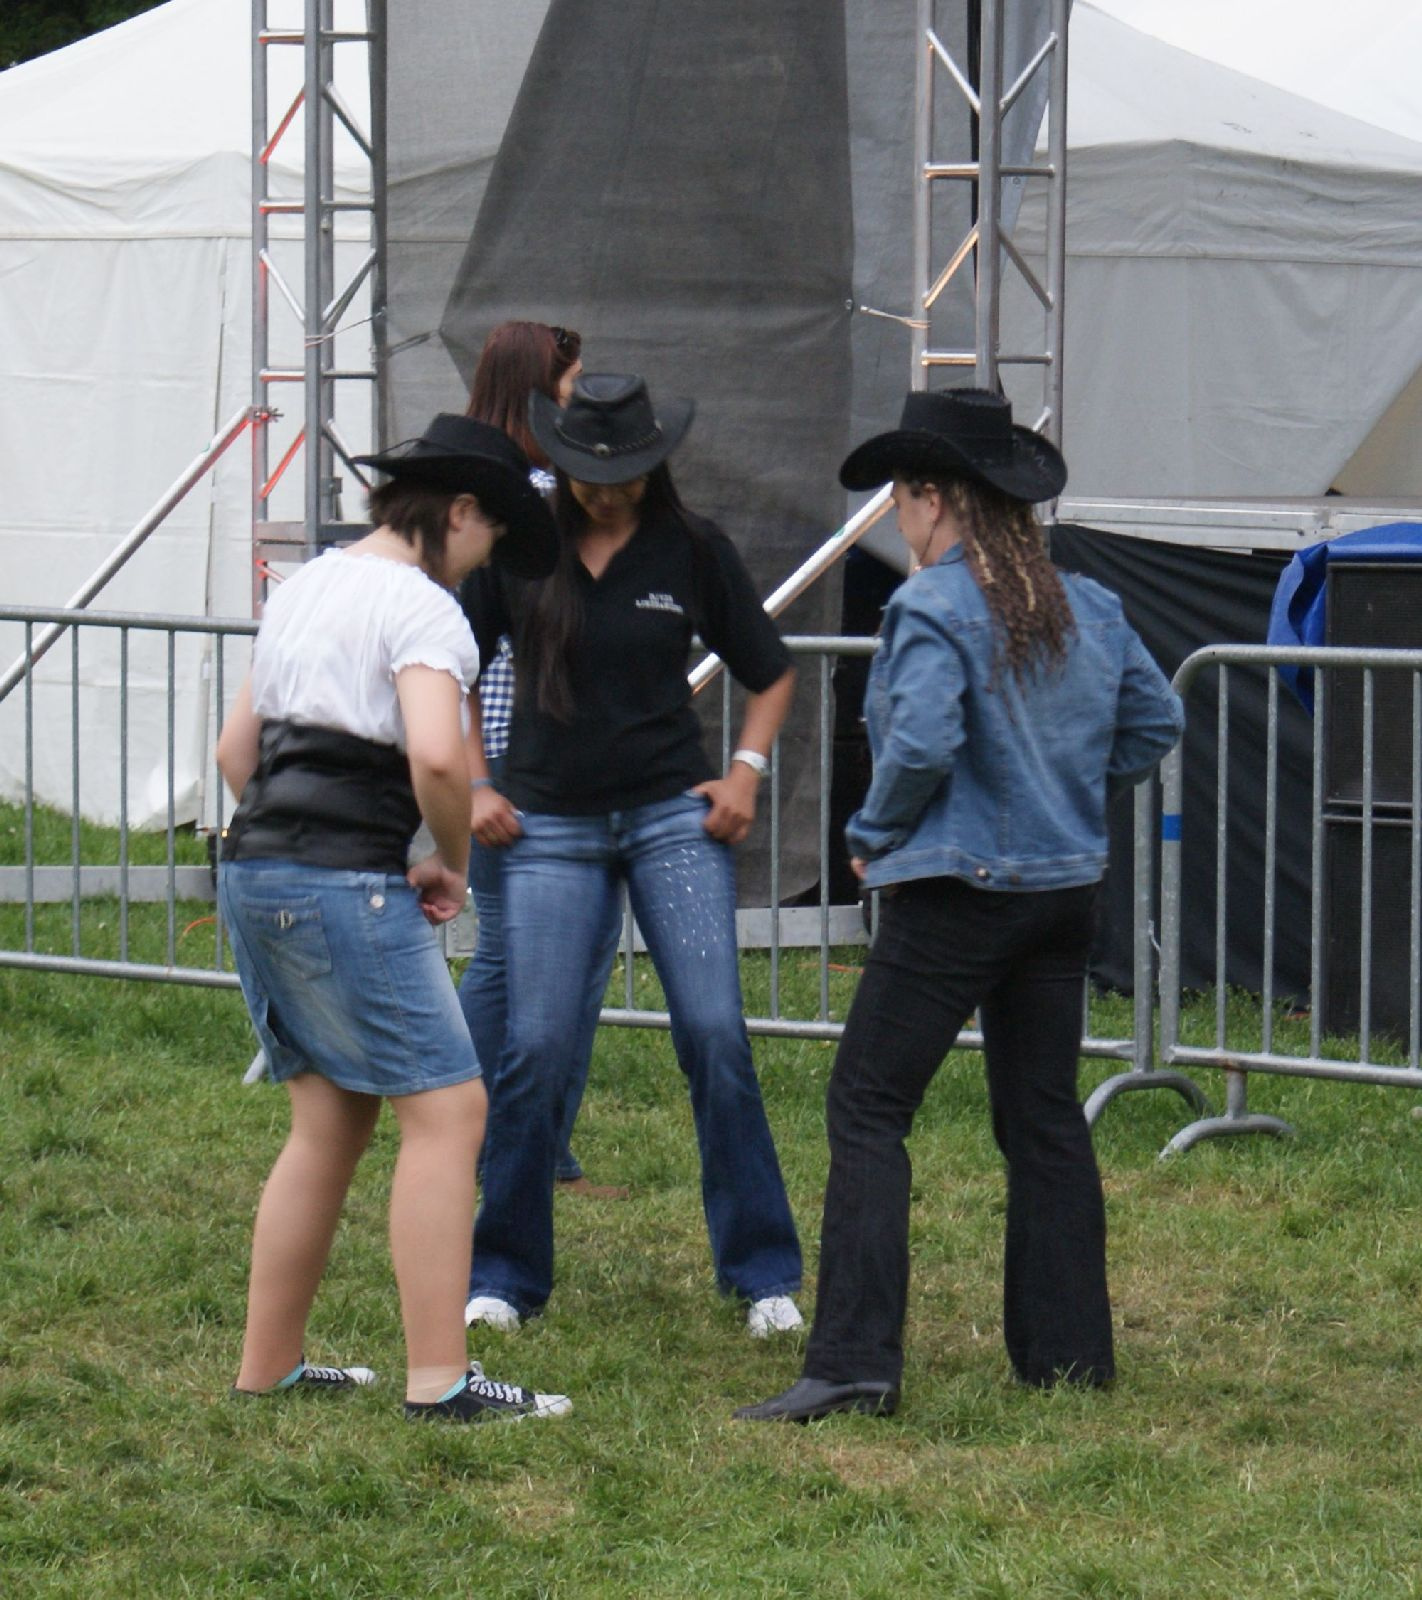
[468,792,802,1315]
[457,759,619,1181]
[803,875,1114,1391]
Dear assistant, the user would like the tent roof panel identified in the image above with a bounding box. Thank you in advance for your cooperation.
[1071,4,1422,172]
[0,0,365,235]
[1086,0,1422,146]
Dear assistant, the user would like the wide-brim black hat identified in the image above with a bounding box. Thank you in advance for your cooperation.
[355,414,558,579]
[530,373,695,485]
[839,387,1067,503]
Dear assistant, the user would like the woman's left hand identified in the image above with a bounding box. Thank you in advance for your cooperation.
[692,765,760,846]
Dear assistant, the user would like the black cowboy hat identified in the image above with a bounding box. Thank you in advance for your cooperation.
[839,387,1067,503]
[529,373,695,485]
[355,414,558,579]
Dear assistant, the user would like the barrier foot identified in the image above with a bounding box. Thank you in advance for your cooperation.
[1159,1110,1294,1158]
[1083,1069,1210,1128]
[1158,1064,1293,1157]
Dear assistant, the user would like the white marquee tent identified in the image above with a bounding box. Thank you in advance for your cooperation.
[1006,0,1422,500]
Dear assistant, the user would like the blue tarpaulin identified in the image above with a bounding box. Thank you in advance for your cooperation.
[1266,522,1422,712]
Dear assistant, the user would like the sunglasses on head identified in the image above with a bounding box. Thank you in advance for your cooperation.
[550,325,580,355]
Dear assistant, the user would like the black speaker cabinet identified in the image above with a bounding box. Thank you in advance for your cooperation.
[1320,812,1420,1041]
[1323,562,1422,807]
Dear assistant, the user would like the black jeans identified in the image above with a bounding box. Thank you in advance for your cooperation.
[803,875,1114,1391]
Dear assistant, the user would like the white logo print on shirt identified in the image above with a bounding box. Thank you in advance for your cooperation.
[634,592,684,615]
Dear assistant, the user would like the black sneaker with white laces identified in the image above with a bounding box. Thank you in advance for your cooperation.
[403,1362,572,1423]
[289,1361,377,1391]
[231,1357,377,1397]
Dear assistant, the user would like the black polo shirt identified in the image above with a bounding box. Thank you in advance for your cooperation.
[461,508,790,816]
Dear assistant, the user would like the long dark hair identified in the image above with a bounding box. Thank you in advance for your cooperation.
[518,463,691,721]
[905,475,1075,684]
[466,322,581,465]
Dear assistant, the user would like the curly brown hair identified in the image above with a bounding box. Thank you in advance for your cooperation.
[907,476,1075,684]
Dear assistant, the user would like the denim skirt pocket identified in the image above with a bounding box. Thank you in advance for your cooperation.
[233,895,333,982]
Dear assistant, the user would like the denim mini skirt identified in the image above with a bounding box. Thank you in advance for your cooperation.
[218,858,480,1097]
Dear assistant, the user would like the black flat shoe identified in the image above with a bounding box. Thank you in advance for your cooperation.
[732,1376,899,1423]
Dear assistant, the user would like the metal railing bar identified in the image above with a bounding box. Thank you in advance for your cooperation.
[119,628,131,962]
[688,498,891,692]
[23,623,35,952]
[165,632,178,967]
[769,728,782,1018]
[1360,670,1375,1057]
[1412,672,1421,1070]
[1164,1042,1422,1092]
[1,606,258,636]
[1214,665,1228,1050]
[819,653,832,1022]
[1309,666,1325,1058]
[214,636,228,972]
[1261,669,1278,1053]
[0,953,241,988]
[70,629,82,959]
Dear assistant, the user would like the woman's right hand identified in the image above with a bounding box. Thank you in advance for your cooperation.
[470,783,524,848]
[407,856,468,924]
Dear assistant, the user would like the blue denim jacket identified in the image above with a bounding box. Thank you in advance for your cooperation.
[847,547,1184,892]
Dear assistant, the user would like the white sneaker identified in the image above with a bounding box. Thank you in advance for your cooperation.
[747,1295,804,1338]
[464,1294,522,1331]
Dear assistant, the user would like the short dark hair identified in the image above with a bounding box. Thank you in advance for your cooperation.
[366,479,464,580]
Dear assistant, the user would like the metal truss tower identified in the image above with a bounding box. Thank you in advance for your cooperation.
[913,0,1069,440]
[250,0,386,607]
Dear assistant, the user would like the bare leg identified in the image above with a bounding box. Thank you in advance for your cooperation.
[235,1072,381,1392]
[390,1076,488,1402]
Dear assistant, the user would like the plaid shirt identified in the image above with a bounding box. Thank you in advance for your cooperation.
[478,466,549,759]
[479,634,515,758]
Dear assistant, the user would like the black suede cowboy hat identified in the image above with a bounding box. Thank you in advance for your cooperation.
[355,414,558,579]
[529,373,695,485]
[839,386,1067,503]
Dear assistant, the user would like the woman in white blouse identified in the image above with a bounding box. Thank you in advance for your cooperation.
[216,415,571,1423]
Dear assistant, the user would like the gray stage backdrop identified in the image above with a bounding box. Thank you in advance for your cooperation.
[386,2,1058,899]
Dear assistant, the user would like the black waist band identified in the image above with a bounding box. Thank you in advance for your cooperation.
[223,720,421,875]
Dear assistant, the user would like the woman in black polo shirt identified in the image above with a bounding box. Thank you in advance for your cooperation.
[460,374,803,1335]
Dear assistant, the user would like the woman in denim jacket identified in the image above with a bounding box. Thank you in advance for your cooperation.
[738,388,1184,1423]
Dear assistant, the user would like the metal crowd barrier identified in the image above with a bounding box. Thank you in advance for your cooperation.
[1089,643,1422,1156]
[0,605,252,988]
[0,610,1154,1059]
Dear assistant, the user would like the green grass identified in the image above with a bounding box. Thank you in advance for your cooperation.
[0,799,211,869]
[3,955,1422,1597]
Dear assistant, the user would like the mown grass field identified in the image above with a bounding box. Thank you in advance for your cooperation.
[4,923,1422,1599]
